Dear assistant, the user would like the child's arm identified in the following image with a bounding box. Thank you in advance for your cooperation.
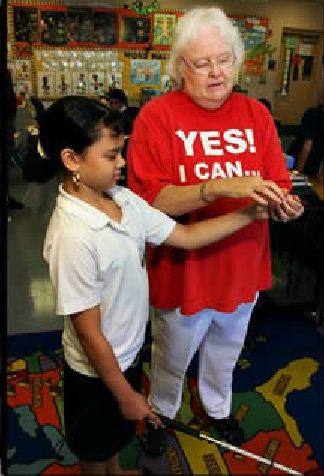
[70,305,161,426]
[164,204,268,250]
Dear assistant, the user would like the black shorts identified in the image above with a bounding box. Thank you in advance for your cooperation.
[63,355,142,462]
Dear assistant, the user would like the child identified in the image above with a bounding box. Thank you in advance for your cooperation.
[40,96,284,475]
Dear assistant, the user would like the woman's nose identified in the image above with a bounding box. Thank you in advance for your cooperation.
[208,59,222,76]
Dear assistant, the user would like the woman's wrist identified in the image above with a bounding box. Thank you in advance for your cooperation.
[199,181,214,203]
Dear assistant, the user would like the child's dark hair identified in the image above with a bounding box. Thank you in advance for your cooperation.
[39,96,125,173]
[108,88,128,106]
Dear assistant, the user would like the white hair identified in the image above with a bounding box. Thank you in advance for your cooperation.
[167,7,244,90]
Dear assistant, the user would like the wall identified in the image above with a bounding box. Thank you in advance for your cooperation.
[109,0,324,110]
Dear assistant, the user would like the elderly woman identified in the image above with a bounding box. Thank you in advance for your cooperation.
[128,7,303,451]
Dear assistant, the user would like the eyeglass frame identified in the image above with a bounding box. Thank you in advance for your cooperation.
[181,54,235,75]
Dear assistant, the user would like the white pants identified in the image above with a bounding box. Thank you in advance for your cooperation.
[150,297,257,419]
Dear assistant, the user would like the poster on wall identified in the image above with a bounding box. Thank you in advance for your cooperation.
[130,60,160,85]
[55,71,72,96]
[72,71,89,95]
[14,7,38,43]
[153,13,176,46]
[120,15,150,43]
[88,72,105,96]
[15,81,33,97]
[37,72,56,98]
[231,16,269,76]
[93,11,117,45]
[67,8,93,43]
[41,10,67,45]
[15,59,32,81]
[231,16,268,49]
[107,72,123,89]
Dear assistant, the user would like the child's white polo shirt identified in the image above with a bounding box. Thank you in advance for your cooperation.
[43,185,176,376]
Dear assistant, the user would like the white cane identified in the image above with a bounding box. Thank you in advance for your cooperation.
[155,415,302,475]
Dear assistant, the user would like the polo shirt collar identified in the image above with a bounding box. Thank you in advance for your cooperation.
[57,184,130,231]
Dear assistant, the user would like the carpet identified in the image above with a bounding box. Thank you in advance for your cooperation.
[6,311,324,475]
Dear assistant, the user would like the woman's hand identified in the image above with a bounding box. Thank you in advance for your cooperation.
[210,176,285,206]
[270,193,304,222]
[118,390,162,427]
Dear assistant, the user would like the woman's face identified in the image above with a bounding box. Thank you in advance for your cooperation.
[181,28,236,110]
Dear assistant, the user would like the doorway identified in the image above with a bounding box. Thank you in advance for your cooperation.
[274,28,323,125]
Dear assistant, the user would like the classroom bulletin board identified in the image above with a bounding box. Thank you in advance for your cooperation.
[8,1,270,103]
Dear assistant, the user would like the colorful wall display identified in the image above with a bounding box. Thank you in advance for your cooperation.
[55,71,72,96]
[67,8,93,43]
[88,71,105,96]
[153,13,176,46]
[13,6,38,43]
[8,2,271,103]
[93,11,117,45]
[40,9,67,45]
[33,48,122,99]
[230,16,270,77]
[37,71,56,98]
[130,59,160,85]
[120,15,150,44]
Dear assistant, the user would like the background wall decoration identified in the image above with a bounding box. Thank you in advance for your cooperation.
[153,13,176,46]
[33,47,121,100]
[7,2,282,107]
[130,59,161,85]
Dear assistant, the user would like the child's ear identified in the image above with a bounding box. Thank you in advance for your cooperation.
[61,148,80,173]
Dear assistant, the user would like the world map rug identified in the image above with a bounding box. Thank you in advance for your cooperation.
[6,311,324,475]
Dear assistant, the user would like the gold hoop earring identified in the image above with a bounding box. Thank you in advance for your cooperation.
[72,172,80,188]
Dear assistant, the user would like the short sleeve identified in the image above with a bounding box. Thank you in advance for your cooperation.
[129,191,176,246]
[47,230,100,316]
[127,102,175,205]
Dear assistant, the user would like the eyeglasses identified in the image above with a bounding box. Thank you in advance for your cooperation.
[182,54,234,75]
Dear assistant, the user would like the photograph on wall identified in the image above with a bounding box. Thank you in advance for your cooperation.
[14,7,38,43]
[37,72,56,98]
[130,59,160,85]
[153,13,176,46]
[55,71,72,96]
[88,72,105,96]
[120,15,150,43]
[15,80,33,97]
[107,72,123,89]
[231,16,269,77]
[93,11,117,45]
[67,8,93,43]
[41,10,67,45]
[15,59,32,81]
[72,71,89,95]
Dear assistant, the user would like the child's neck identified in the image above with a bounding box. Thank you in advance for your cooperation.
[63,180,122,223]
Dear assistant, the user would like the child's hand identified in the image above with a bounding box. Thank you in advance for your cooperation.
[242,204,269,221]
[254,205,269,220]
[118,390,162,427]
